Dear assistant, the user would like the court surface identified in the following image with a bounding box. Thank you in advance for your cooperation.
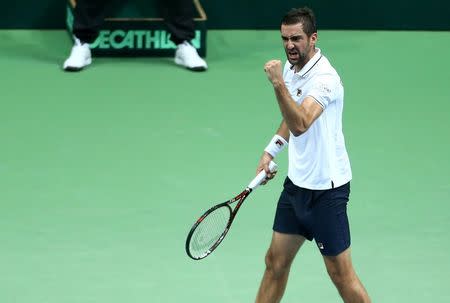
[0,29,449,302]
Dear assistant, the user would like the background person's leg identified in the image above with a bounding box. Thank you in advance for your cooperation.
[159,0,207,70]
[65,0,110,71]
[160,0,195,44]
[73,0,110,43]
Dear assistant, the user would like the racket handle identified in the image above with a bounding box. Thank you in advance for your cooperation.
[248,161,278,190]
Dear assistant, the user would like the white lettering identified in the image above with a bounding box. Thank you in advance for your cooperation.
[145,30,161,49]
[90,30,202,50]
[110,30,126,49]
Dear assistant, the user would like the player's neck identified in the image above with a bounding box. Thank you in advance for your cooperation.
[294,48,317,73]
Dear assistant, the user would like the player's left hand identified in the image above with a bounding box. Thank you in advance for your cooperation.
[264,60,283,84]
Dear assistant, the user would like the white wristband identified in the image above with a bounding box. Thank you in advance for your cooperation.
[264,135,288,158]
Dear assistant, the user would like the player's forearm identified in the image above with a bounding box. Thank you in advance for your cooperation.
[272,81,308,136]
[276,120,290,142]
[264,120,289,159]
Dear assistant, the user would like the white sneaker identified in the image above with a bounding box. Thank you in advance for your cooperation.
[63,38,92,72]
[174,41,207,71]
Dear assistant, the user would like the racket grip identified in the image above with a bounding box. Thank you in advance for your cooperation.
[248,161,278,190]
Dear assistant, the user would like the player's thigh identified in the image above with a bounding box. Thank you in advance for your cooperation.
[266,231,306,267]
[322,247,356,279]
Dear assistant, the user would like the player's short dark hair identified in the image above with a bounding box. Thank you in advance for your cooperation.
[281,7,317,37]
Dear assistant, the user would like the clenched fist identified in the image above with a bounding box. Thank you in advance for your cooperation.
[264,60,283,84]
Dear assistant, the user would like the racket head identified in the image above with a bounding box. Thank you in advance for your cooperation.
[185,203,233,260]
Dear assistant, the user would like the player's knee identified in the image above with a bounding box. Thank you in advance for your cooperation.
[327,266,354,289]
[264,250,292,279]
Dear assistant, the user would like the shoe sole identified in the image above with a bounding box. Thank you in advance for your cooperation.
[174,58,207,72]
[63,58,92,72]
[187,66,207,72]
[64,66,84,72]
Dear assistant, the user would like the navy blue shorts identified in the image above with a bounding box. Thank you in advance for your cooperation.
[273,177,351,256]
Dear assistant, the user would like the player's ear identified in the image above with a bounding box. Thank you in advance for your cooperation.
[310,32,318,44]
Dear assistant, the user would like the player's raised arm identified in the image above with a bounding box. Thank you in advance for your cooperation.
[264,60,323,136]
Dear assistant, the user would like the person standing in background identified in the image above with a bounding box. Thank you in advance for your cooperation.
[64,0,207,72]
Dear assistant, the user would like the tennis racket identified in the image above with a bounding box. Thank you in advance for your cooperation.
[185,161,278,260]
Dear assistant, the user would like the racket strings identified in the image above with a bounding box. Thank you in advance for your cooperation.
[189,206,231,258]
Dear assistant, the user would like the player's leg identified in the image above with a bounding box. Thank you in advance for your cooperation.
[311,182,370,302]
[323,248,371,303]
[255,231,305,303]
[255,177,311,303]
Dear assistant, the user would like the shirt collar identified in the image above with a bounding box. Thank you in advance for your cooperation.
[291,48,322,77]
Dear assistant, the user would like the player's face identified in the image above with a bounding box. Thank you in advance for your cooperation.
[281,23,317,67]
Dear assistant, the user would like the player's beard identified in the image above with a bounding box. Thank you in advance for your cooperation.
[286,42,311,69]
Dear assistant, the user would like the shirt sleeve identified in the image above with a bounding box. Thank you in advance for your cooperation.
[307,74,342,109]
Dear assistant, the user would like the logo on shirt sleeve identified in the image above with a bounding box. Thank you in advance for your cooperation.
[318,83,332,94]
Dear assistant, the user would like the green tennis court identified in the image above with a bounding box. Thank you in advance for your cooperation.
[0,29,449,302]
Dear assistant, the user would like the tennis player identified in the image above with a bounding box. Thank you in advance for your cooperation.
[255,7,371,303]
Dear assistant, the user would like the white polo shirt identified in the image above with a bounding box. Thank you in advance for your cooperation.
[283,48,352,190]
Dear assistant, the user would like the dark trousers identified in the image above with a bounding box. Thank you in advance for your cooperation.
[73,0,196,45]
